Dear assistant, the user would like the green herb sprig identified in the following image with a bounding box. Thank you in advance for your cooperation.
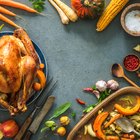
[41,102,71,133]
[49,102,71,120]
[98,89,111,103]
[83,89,112,113]
[29,0,46,12]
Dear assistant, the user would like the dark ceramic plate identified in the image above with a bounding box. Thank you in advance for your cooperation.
[0,31,48,110]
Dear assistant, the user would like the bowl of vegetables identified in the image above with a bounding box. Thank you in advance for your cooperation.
[67,86,140,140]
[121,3,140,36]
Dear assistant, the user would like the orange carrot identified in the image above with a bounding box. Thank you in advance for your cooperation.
[122,134,135,139]
[129,134,135,139]
[121,138,131,140]
[106,136,120,140]
[0,13,20,28]
[33,82,42,91]
[0,6,16,16]
[39,63,45,70]
[0,0,38,13]
[104,114,122,128]
[122,134,129,138]
[36,70,46,88]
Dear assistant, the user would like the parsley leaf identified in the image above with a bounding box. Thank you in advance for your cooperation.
[29,0,46,12]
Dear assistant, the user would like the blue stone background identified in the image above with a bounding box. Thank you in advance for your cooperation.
[0,0,140,139]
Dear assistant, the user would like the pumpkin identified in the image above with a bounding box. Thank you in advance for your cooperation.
[71,0,105,19]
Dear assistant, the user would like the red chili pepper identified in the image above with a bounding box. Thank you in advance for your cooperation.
[83,87,93,92]
[76,98,86,105]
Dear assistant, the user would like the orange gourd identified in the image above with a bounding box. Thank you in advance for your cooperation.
[71,0,105,18]
[93,112,108,140]
[114,96,140,115]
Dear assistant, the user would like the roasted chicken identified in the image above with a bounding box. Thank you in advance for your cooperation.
[0,28,44,115]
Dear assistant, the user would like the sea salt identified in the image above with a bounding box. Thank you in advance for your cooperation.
[125,10,140,32]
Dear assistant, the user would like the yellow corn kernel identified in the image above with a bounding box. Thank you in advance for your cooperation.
[96,0,129,31]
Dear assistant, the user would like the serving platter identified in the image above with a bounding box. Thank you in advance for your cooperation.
[0,31,48,110]
[67,86,140,140]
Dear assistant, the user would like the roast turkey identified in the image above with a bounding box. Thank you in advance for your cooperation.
[0,28,41,115]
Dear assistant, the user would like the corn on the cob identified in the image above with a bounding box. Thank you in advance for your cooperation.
[96,0,129,32]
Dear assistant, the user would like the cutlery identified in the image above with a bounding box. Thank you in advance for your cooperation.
[14,78,57,140]
[116,117,140,136]
[23,96,55,140]
[111,63,140,89]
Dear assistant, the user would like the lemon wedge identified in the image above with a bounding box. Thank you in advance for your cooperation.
[133,44,140,52]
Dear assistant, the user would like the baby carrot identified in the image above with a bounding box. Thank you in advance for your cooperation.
[0,13,20,28]
[0,6,16,16]
[0,0,38,13]
[33,82,42,91]
[104,114,122,128]
[39,63,45,70]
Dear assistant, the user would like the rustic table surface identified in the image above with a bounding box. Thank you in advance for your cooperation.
[0,0,140,140]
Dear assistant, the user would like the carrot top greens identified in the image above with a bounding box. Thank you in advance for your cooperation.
[29,0,46,12]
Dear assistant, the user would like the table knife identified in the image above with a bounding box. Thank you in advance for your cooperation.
[23,95,55,140]
[14,78,56,140]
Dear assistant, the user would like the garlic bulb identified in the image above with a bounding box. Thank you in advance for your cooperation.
[95,80,107,92]
[107,80,119,90]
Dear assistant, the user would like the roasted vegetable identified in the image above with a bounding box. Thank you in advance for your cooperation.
[114,96,140,115]
[104,114,122,128]
[87,124,96,137]
[39,63,45,70]
[33,82,42,91]
[93,112,109,139]
[71,0,104,18]
[106,136,119,140]
[96,0,129,31]
[36,69,46,88]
